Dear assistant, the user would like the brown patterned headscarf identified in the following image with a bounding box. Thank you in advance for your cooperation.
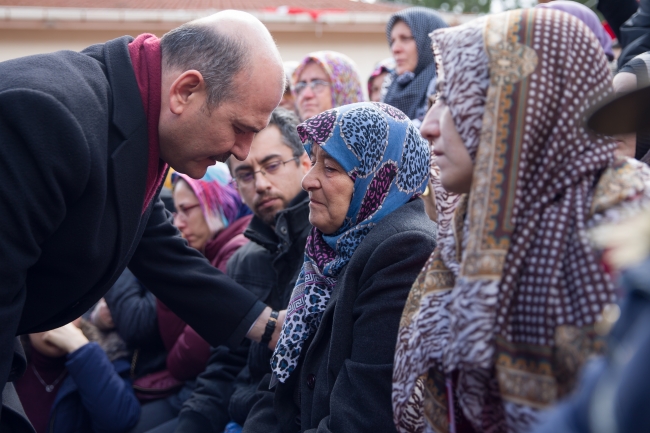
[393,9,650,433]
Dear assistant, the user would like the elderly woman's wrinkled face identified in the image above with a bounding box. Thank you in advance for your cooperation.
[173,179,221,253]
[421,97,473,194]
[390,20,418,75]
[302,144,354,234]
[295,62,333,121]
[612,72,638,159]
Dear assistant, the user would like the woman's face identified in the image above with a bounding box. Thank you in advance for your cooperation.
[612,72,638,158]
[370,72,389,102]
[390,20,418,75]
[296,62,333,121]
[302,144,354,234]
[421,98,474,194]
[173,179,221,253]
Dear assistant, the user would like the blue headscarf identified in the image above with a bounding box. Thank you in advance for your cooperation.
[271,102,430,383]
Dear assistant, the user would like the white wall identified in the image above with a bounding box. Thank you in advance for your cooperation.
[0,27,391,99]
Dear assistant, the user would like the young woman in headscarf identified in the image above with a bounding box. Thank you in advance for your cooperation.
[291,51,364,121]
[392,9,650,433]
[612,52,650,162]
[241,102,437,433]
[384,7,448,127]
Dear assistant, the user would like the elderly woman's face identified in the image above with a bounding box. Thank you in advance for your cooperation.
[302,144,354,234]
[390,20,418,75]
[296,62,333,121]
[421,98,473,194]
[173,179,221,253]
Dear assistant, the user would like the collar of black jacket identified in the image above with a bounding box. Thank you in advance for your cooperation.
[244,190,310,254]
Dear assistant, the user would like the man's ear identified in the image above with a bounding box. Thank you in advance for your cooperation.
[299,152,311,174]
[168,70,205,115]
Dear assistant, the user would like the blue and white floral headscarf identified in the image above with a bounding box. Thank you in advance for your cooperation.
[271,102,430,383]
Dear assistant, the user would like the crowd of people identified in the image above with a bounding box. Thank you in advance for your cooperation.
[4,1,650,433]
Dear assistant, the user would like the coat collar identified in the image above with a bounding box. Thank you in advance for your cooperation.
[244,191,310,254]
[103,36,151,266]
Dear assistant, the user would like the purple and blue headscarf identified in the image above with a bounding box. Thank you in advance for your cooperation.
[172,163,250,233]
[271,102,430,382]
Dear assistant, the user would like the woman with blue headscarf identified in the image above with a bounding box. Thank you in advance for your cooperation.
[384,7,448,127]
[241,102,437,433]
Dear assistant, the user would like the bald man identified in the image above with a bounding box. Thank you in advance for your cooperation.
[0,11,285,432]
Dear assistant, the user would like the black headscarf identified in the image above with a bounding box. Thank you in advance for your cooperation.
[619,51,650,161]
[384,7,448,121]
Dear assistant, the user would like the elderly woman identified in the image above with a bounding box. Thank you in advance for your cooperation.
[392,9,650,433]
[292,51,364,121]
[384,7,447,127]
[242,102,437,433]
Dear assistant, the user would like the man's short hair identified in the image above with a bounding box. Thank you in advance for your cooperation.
[226,107,304,171]
[270,107,304,159]
[161,23,250,109]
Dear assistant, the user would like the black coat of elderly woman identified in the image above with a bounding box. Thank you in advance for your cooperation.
[241,102,437,433]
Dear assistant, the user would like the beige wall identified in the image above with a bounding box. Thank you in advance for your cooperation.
[0,27,390,99]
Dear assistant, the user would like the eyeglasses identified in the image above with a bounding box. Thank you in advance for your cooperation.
[294,79,330,96]
[172,203,201,222]
[233,157,299,186]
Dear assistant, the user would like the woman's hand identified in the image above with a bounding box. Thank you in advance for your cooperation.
[43,323,89,354]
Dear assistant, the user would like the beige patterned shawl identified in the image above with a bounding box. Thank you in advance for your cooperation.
[393,9,650,433]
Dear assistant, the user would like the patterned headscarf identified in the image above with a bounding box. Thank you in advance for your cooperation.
[384,7,448,121]
[291,51,364,112]
[393,9,650,433]
[172,164,249,233]
[536,1,614,61]
[271,102,430,383]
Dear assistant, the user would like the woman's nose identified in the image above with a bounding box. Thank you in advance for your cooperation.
[420,103,442,142]
[301,165,319,191]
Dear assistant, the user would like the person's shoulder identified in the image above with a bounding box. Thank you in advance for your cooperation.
[372,198,438,240]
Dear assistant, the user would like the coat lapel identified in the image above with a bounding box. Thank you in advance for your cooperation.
[104,36,149,266]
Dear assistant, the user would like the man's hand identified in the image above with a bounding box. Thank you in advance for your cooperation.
[246,307,287,350]
[42,323,89,354]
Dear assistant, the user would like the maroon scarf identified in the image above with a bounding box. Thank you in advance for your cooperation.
[128,33,169,214]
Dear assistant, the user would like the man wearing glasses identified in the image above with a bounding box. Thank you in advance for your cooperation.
[174,107,312,432]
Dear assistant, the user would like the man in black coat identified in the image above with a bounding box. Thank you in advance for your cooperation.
[0,10,286,432]
[175,108,312,432]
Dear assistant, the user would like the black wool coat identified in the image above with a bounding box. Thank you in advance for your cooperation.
[0,36,265,431]
[242,199,437,433]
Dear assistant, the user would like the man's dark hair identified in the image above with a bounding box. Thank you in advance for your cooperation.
[269,107,304,158]
[161,23,250,109]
